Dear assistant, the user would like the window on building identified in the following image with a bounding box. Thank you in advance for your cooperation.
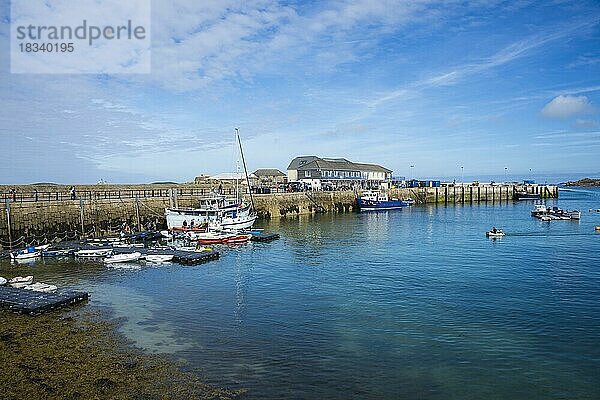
[304,171,310,177]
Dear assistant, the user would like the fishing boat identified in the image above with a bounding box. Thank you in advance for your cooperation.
[531,204,548,217]
[486,229,505,237]
[104,252,141,264]
[24,282,57,293]
[356,191,403,211]
[9,276,34,288]
[514,191,541,201]
[532,205,581,221]
[75,248,113,258]
[165,129,257,231]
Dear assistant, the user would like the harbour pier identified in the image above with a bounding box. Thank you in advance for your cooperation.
[0,183,558,247]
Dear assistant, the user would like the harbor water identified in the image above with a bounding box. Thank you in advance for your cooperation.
[2,188,600,399]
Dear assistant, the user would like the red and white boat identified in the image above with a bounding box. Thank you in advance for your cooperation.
[224,233,252,244]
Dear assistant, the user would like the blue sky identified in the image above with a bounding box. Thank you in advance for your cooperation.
[1,0,599,184]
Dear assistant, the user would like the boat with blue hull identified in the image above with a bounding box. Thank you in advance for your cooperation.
[356,191,404,211]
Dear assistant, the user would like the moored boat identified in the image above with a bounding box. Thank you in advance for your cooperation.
[10,247,41,260]
[75,249,113,258]
[9,276,34,288]
[24,282,58,293]
[532,205,581,221]
[0,277,7,286]
[165,129,257,232]
[196,231,237,244]
[196,231,252,245]
[145,254,174,263]
[224,233,252,244]
[401,198,415,206]
[514,191,541,201]
[531,204,548,217]
[42,249,75,257]
[104,252,141,264]
[356,191,403,211]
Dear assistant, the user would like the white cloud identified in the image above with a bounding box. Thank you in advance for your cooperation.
[541,95,595,118]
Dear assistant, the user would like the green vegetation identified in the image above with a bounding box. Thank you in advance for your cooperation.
[564,178,600,187]
[0,310,241,400]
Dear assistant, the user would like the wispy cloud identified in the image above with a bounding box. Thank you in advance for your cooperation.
[369,17,600,107]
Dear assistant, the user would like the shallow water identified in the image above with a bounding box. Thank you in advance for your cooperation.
[2,188,600,399]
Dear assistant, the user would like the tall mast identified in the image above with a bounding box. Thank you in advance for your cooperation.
[236,128,255,211]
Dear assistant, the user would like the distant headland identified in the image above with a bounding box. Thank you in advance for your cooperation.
[564,178,600,187]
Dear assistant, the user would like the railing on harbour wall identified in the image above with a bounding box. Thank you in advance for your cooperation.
[0,183,558,204]
[0,188,240,203]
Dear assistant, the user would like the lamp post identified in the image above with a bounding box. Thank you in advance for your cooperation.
[504,167,508,184]
[460,166,464,186]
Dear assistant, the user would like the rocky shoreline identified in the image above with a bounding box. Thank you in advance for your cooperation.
[0,309,242,400]
[564,178,600,187]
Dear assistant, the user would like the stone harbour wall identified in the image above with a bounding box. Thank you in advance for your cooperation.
[0,184,558,248]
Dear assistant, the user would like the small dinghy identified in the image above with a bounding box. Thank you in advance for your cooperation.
[225,234,252,244]
[10,247,41,260]
[196,231,236,244]
[540,215,552,221]
[24,282,58,293]
[0,277,7,286]
[9,276,34,288]
[486,229,505,238]
[104,252,141,264]
[75,249,113,258]
[145,254,174,263]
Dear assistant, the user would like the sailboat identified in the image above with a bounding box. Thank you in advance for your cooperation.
[165,128,257,231]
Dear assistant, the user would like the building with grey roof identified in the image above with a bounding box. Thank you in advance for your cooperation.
[287,156,392,189]
[253,169,287,187]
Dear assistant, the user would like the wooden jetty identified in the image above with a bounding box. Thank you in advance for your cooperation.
[0,286,89,315]
[250,232,280,242]
[172,250,220,265]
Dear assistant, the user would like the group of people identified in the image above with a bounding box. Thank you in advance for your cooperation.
[182,219,197,229]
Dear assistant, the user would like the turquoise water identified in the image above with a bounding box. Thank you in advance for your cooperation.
[2,188,600,399]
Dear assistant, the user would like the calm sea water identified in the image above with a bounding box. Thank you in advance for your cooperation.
[2,188,600,399]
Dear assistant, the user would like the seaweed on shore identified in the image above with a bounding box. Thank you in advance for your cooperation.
[0,310,243,400]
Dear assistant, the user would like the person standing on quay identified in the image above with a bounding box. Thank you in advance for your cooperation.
[70,186,76,200]
[33,189,38,202]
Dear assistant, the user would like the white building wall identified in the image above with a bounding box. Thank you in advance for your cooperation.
[288,169,298,182]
